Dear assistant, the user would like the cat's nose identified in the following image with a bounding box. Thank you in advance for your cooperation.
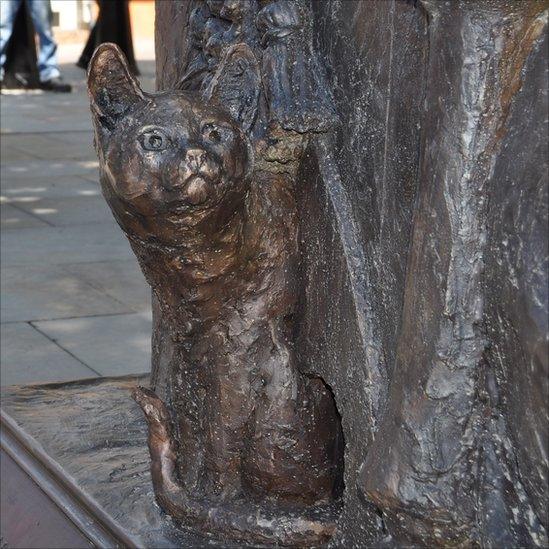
[185,149,207,174]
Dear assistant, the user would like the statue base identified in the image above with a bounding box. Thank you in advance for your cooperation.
[0,375,338,548]
[1,375,215,548]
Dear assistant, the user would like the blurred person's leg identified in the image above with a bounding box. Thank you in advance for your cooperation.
[76,0,138,75]
[27,0,70,90]
[27,0,58,80]
[0,0,23,82]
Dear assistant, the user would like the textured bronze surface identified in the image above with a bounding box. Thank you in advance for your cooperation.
[81,0,549,546]
[0,376,225,548]
[87,1,342,545]
[359,3,549,546]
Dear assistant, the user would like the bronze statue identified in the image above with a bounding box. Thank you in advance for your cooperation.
[1,0,544,548]
[87,2,342,539]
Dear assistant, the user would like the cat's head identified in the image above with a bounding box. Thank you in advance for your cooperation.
[87,43,259,246]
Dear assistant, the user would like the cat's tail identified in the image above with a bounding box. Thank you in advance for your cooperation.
[132,386,338,547]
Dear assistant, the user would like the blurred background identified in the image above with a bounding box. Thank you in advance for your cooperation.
[52,0,154,67]
[1,0,155,386]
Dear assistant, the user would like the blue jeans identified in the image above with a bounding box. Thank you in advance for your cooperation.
[0,0,60,82]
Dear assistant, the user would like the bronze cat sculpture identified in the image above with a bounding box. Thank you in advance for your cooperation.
[88,43,343,546]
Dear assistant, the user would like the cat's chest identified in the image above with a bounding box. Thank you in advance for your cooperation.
[166,293,272,373]
[154,267,266,336]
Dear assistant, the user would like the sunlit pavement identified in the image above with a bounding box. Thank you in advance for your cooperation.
[0,45,155,386]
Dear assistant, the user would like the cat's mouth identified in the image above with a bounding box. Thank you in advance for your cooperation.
[182,175,212,206]
[169,174,217,207]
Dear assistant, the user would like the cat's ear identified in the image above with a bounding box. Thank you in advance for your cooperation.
[204,44,261,133]
[87,43,145,131]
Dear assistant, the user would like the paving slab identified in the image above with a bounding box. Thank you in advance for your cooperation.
[0,95,93,134]
[0,159,99,179]
[0,55,155,386]
[0,132,96,161]
[0,116,93,135]
[2,133,75,152]
[63,260,151,312]
[34,312,152,377]
[78,173,102,185]
[0,222,134,267]
[49,131,96,146]
[0,143,39,162]
[0,322,99,386]
[1,174,100,200]
[0,203,50,230]
[13,194,115,227]
[1,264,131,323]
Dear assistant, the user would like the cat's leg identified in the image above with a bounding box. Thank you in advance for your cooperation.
[133,385,337,545]
[201,325,255,499]
[169,352,209,497]
[243,319,342,504]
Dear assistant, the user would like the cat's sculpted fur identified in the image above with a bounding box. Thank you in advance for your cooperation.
[88,43,342,545]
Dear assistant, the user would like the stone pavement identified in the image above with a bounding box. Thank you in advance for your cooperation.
[1,54,156,386]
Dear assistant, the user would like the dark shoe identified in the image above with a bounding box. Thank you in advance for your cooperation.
[40,77,72,93]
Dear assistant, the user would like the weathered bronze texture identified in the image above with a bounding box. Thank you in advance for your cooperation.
[0,375,219,548]
[80,0,549,546]
[359,3,549,547]
[153,0,547,547]
[87,1,343,545]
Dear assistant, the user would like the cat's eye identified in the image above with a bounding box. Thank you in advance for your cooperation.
[202,124,232,144]
[140,129,169,151]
